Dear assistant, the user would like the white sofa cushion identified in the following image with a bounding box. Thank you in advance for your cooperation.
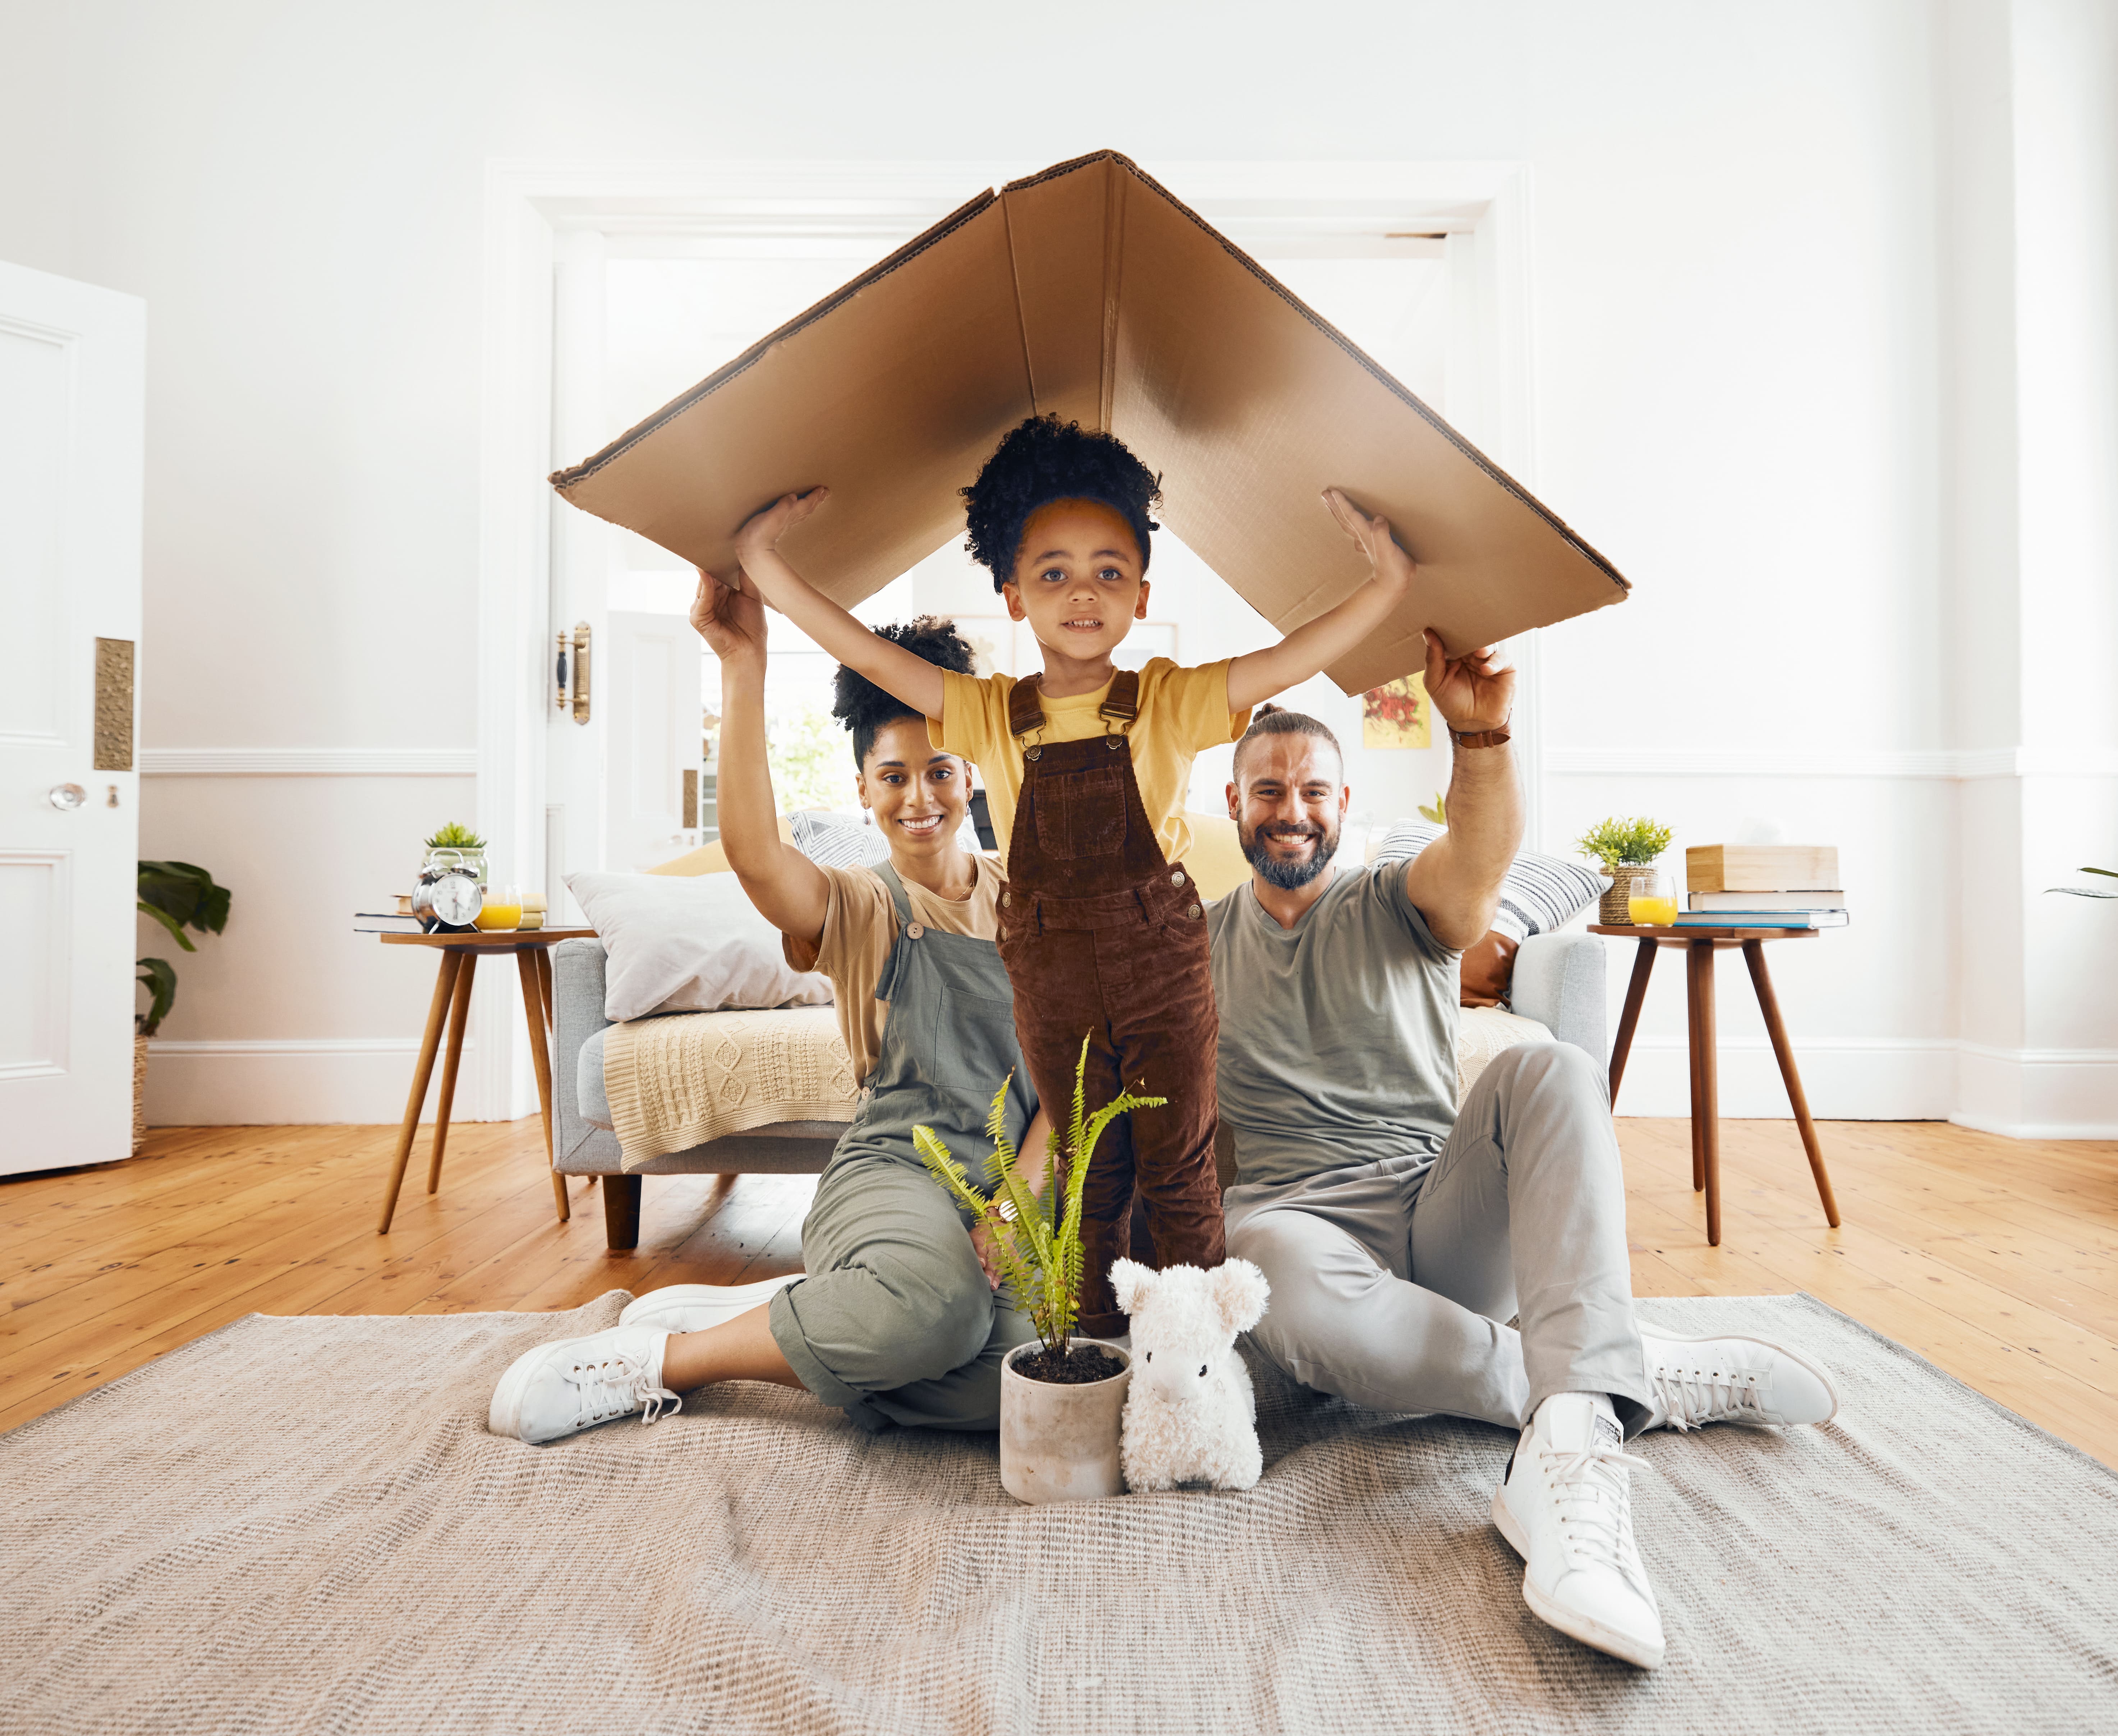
[565,869,832,1023]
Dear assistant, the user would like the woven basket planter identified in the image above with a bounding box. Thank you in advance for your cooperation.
[133,1034,149,1155]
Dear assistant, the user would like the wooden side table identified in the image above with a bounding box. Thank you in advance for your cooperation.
[373,928,596,1235]
[1592,924,1842,1247]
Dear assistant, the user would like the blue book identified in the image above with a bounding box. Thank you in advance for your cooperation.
[1672,910,1847,929]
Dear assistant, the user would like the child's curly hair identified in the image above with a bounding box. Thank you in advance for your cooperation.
[831,616,978,768]
[959,415,1161,593]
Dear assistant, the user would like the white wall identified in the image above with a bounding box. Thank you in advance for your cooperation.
[2,0,2108,1129]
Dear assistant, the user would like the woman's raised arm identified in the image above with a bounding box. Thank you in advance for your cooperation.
[690,570,832,947]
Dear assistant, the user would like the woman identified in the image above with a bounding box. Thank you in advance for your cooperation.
[490,575,1049,1444]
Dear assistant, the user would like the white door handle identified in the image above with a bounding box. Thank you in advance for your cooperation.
[49,783,87,810]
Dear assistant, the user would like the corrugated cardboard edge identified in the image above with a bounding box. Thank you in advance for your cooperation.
[548,187,1002,492]
[551,148,1627,603]
[1037,151,1629,600]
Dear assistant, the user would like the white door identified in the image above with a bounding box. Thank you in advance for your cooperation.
[0,261,146,1176]
[603,610,703,871]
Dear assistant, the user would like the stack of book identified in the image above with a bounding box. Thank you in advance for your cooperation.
[1678,845,1848,929]
[354,891,553,934]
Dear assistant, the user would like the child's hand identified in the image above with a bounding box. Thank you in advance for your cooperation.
[690,567,768,666]
[1322,488,1416,598]
[969,1221,1006,1292]
[733,487,830,564]
[1422,627,1514,735]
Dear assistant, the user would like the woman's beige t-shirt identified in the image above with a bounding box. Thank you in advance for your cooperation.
[782,854,1007,1087]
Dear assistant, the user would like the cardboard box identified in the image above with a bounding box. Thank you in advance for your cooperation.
[1686,845,1842,894]
[551,151,1630,695]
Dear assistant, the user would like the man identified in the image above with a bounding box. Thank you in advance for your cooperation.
[1206,626,1838,1671]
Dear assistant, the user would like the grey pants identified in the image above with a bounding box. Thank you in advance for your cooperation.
[1225,1043,1653,1433]
[768,1152,1038,1434]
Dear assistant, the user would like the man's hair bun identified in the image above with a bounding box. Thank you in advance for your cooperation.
[1233,704,1343,775]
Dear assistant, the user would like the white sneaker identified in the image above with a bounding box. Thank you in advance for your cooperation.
[1493,1393,1666,1669]
[617,1275,800,1335]
[488,1324,679,1445]
[1640,1332,1839,1430]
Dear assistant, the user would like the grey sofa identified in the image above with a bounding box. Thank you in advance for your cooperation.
[554,930,1607,1252]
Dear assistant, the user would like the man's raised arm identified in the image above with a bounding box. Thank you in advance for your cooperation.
[1402,629,1521,950]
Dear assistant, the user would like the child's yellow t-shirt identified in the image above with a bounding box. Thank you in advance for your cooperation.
[929,658,1252,871]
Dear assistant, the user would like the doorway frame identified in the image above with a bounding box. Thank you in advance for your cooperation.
[474,157,1542,1120]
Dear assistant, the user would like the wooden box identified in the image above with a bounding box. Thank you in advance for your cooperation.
[1685,844,1841,894]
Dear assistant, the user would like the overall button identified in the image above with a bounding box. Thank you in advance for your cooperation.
[1025,746,1043,762]
[1187,903,1202,919]
[905,923,925,940]
[1105,736,1123,750]
[1171,870,1186,887]
[1000,891,1011,908]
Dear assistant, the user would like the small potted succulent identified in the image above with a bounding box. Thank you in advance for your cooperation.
[918,1038,1164,1504]
[1576,815,1676,924]
[136,860,232,1153]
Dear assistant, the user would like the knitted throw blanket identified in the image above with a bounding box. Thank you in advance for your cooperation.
[602,1004,860,1169]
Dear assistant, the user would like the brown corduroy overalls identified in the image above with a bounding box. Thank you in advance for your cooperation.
[995,668,1226,1338]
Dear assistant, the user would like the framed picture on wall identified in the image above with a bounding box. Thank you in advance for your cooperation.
[1361,672,1431,749]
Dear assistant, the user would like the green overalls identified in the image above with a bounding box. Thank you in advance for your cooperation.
[765,863,1039,1432]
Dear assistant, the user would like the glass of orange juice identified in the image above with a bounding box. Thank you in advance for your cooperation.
[475,882,523,931]
[1626,867,1678,927]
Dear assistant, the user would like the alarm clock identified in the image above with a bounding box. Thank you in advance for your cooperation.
[412,853,483,933]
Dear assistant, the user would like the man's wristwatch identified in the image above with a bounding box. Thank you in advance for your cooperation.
[1449,723,1512,749]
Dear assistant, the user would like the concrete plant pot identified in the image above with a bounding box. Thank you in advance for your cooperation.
[999,1341,1131,1504]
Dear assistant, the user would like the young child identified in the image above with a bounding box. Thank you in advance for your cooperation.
[723,415,1419,1336]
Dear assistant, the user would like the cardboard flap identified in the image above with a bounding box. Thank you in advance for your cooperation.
[551,151,1628,693]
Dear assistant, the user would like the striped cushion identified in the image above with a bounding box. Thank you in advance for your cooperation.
[1370,820,1608,943]
[789,809,983,870]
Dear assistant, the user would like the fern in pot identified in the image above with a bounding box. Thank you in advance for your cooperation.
[917,1036,1164,1504]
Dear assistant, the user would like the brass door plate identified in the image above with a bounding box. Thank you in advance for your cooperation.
[94,638,134,770]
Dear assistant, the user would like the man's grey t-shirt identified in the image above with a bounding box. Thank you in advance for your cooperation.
[1206,862,1461,1190]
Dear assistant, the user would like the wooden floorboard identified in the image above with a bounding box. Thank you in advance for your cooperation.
[3,1116,2113,1464]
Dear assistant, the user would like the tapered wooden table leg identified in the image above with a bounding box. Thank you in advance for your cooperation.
[533,946,555,1032]
[1607,938,1658,1107]
[379,949,463,1234]
[1689,940,1723,1245]
[518,946,568,1223]
[426,951,478,1194]
[1684,945,1706,1193]
[1743,939,1842,1228]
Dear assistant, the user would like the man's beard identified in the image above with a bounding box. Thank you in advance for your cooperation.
[1239,816,1341,891]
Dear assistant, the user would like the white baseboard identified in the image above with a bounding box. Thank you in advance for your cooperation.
[1951,1043,2118,1140]
[1609,1037,1956,1121]
[144,1038,484,1126]
[1947,1111,2118,1140]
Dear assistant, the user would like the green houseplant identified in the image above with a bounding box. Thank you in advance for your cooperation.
[917,1037,1165,1505]
[1576,815,1676,924]
[916,1036,1164,1367]
[135,860,233,1153]
[2049,866,2118,900]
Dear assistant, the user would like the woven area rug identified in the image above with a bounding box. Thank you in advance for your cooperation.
[3,1293,2114,1734]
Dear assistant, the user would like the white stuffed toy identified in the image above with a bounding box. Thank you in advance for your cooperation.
[1110,1257,1271,1493]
